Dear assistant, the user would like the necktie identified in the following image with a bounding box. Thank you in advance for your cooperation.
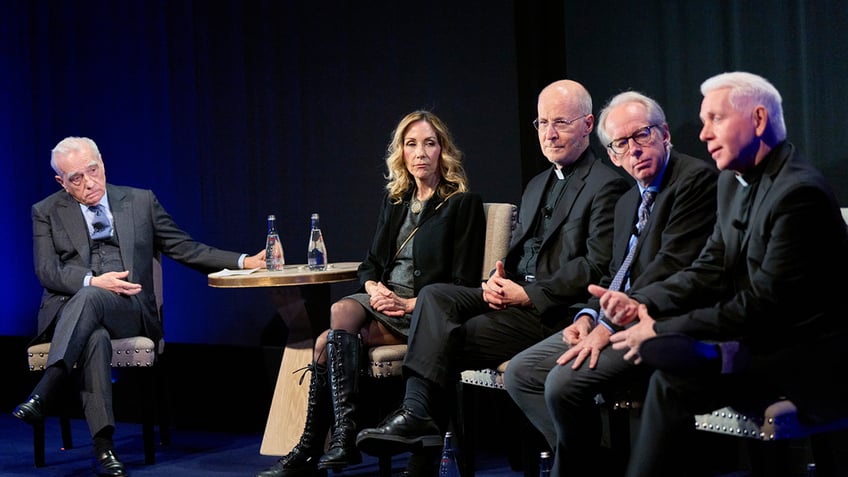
[598,190,656,322]
[89,204,113,240]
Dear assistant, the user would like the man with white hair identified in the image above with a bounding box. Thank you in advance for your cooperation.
[13,136,265,476]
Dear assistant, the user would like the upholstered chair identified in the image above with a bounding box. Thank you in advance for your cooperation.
[24,254,170,467]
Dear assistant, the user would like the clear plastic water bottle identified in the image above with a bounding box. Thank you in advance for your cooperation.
[539,451,552,477]
[307,213,327,270]
[438,431,461,477]
[265,214,284,271]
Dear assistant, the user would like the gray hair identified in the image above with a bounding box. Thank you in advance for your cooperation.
[700,72,786,141]
[596,91,669,148]
[50,137,101,175]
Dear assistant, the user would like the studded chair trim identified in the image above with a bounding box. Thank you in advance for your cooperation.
[695,401,848,441]
[367,344,407,378]
[26,337,157,371]
[459,361,510,389]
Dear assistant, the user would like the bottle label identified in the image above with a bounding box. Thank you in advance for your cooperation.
[307,228,327,270]
[266,234,284,271]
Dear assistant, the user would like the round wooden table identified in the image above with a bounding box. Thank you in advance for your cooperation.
[208,261,360,456]
[208,261,360,288]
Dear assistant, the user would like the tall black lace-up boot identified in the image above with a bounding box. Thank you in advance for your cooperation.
[256,362,330,477]
[317,330,363,470]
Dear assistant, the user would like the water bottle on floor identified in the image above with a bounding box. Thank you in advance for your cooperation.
[438,431,460,477]
[539,451,552,477]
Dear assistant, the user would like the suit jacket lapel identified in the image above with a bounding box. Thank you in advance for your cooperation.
[614,189,641,266]
[726,144,789,267]
[543,154,591,245]
[109,185,136,276]
[736,146,787,253]
[738,175,771,253]
[57,193,92,264]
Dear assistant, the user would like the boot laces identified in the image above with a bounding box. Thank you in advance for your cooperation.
[293,360,327,386]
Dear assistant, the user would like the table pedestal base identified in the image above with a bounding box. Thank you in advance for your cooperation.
[261,339,314,456]
[206,265,361,457]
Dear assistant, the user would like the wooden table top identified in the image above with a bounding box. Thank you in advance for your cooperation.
[207,261,360,288]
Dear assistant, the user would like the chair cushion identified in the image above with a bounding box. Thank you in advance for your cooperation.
[367,344,407,378]
[27,337,157,371]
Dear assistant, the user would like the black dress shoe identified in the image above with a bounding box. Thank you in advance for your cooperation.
[93,449,128,477]
[639,333,721,375]
[355,407,442,456]
[12,395,44,425]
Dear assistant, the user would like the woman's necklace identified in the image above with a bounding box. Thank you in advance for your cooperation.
[410,187,435,214]
[410,197,424,214]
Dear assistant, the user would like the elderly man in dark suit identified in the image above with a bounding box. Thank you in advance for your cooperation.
[601,72,848,476]
[503,90,718,477]
[356,79,630,468]
[13,136,265,477]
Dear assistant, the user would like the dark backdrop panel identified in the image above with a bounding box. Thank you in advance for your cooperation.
[561,0,848,197]
[2,0,845,346]
[1,0,522,345]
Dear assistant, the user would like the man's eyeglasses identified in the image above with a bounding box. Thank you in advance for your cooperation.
[533,114,588,133]
[606,124,660,154]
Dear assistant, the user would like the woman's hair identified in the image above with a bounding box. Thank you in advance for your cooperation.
[384,110,469,203]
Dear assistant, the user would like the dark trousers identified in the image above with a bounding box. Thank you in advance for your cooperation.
[627,342,848,477]
[44,286,144,436]
[505,331,650,477]
[403,282,557,391]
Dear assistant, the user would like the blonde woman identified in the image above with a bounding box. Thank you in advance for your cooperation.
[256,110,485,477]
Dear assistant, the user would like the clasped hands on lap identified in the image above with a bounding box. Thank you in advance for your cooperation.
[556,315,613,370]
[365,280,414,317]
[530,283,648,371]
[481,260,532,310]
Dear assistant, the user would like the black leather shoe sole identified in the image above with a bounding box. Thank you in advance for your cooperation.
[356,430,442,456]
[356,408,443,456]
[255,463,324,477]
[316,452,362,471]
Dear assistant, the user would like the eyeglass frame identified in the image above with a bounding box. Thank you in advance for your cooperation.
[532,113,589,133]
[606,124,661,155]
